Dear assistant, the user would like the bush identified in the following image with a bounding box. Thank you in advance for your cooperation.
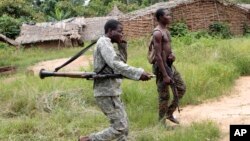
[0,15,22,39]
[0,42,10,49]
[243,23,250,36]
[170,22,189,37]
[208,22,232,38]
[192,30,211,39]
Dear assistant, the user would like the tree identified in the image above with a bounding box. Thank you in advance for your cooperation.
[0,15,21,39]
[0,0,34,18]
[48,7,72,21]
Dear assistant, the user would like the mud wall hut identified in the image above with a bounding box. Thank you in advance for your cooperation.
[119,0,250,38]
[81,16,118,41]
[79,6,122,41]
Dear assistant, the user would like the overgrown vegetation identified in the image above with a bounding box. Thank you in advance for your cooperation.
[1,35,250,140]
[170,22,233,39]
[243,23,250,36]
[208,22,232,38]
[0,15,22,39]
[170,22,189,37]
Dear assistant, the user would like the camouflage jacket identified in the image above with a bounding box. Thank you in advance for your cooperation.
[93,36,144,97]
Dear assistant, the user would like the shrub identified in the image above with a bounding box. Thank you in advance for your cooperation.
[208,22,232,38]
[243,23,250,36]
[0,42,10,49]
[170,22,189,37]
[192,30,211,39]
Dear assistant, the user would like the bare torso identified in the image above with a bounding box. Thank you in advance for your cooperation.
[155,27,172,63]
[152,25,173,83]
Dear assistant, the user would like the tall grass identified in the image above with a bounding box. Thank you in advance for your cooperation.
[1,36,250,140]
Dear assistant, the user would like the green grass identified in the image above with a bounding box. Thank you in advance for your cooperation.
[1,36,250,140]
[0,43,93,72]
[133,120,220,141]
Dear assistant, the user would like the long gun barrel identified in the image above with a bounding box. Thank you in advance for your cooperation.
[40,69,155,80]
[165,65,181,113]
[54,40,97,72]
[39,69,123,80]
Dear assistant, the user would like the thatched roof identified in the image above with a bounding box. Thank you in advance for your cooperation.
[0,33,19,47]
[16,25,68,44]
[15,17,86,44]
[82,16,118,41]
[107,5,124,16]
[120,0,248,20]
[36,17,86,29]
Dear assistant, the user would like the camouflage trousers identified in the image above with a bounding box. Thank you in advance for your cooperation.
[153,64,186,120]
[90,96,129,141]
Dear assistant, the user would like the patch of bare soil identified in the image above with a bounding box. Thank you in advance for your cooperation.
[28,55,93,75]
[176,76,250,141]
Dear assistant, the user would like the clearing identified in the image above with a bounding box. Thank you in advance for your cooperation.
[31,57,250,141]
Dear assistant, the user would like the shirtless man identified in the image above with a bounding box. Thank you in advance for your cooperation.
[152,8,186,124]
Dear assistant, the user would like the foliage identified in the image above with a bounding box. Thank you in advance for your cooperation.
[82,0,109,17]
[47,7,72,21]
[38,0,83,21]
[170,22,189,37]
[208,22,232,39]
[81,0,149,17]
[39,0,57,16]
[0,15,22,39]
[243,23,250,36]
[192,30,211,39]
[0,0,34,19]
[0,42,11,49]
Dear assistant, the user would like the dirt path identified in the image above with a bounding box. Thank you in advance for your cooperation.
[28,56,93,75]
[30,58,250,140]
[177,76,250,141]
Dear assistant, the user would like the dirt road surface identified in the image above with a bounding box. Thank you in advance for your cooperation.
[28,56,93,75]
[177,76,250,141]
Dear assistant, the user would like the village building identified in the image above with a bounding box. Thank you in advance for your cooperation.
[15,17,86,48]
[81,16,119,41]
[14,0,250,47]
[14,5,123,47]
[119,0,250,38]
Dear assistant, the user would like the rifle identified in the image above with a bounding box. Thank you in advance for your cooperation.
[39,69,156,80]
[165,63,181,113]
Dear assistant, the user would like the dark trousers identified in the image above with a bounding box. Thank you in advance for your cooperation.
[153,64,186,120]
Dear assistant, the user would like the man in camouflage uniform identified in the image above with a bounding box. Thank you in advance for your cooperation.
[79,19,151,141]
[152,8,186,124]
